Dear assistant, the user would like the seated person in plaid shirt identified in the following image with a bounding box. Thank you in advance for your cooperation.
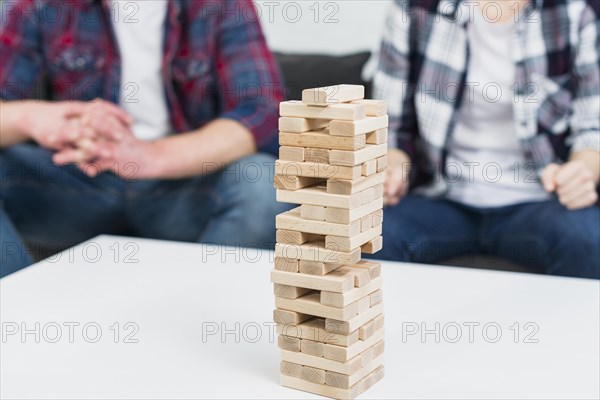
[375,0,600,278]
[0,1,289,277]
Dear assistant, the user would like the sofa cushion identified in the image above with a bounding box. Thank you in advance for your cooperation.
[274,52,372,100]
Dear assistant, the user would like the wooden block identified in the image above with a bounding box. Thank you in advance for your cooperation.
[274,257,298,272]
[366,128,389,144]
[362,159,377,176]
[373,339,385,358]
[277,185,372,209]
[324,328,385,362]
[275,241,361,265]
[374,183,384,197]
[279,117,329,133]
[300,205,326,221]
[361,236,383,254]
[325,354,384,389]
[281,360,302,377]
[372,209,383,227]
[274,309,311,324]
[321,277,382,308]
[280,130,366,151]
[339,266,371,287]
[274,175,323,191]
[278,335,301,352]
[360,215,373,232]
[300,338,325,357]
[326,304,384,334]
[279,146,304,162]
[275,292,359,321]
[360,345,375,366]
[275,160,360,180]
[353,260,382,278]
[365,184,384,205]
[376,155,388,172]
[358,319,375,340]
[281,348,363,375]
[373,314,385,331]
[274,283,313,299]
[350,99,387,116]
[271,269,354,293]
[277,208,360,238]
[329,116,389,137]
[325,198,383,224]
[276,229,322,245]
[302,85,365,106]
[329,143,388,167]
[299,260,343,276]
[357,296,371,314]
[370,289,383,306]
[277,318,359,347]
[280,101,366,121]
[302,365,326,384]
[326,225,382,253]
[280,364,384,400]
[304,148,330,164]
[327,172,386,196]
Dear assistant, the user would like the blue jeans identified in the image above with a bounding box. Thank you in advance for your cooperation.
[375,195,600,279]
[0,143,291,277]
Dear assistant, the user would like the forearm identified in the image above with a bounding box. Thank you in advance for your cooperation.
[151,119,257,179]
[570,149,600,184]
[0,101,32,148]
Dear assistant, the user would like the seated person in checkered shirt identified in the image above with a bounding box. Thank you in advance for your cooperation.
[374,0,600,278]
[0,1,290,277]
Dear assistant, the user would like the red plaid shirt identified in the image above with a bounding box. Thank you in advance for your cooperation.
[0,0,284,150]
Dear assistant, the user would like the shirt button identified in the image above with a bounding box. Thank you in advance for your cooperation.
[76,57,86,67]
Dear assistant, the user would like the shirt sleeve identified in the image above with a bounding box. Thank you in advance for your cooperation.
[568,2,600,154]
[213,0,284,151]
[0,0,45,101]
[373,0,418,160]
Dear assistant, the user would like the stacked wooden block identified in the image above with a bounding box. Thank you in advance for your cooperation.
[272,85,387,399]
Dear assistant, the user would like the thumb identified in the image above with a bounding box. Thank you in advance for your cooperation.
[540,163,560,192]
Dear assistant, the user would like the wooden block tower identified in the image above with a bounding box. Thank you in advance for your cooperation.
[271,85,388,399]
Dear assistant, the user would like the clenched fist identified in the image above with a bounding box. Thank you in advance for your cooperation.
[541,156,599,210]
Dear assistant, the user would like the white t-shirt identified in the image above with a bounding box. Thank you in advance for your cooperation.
[111,0,171,141]
[445,8,550,207]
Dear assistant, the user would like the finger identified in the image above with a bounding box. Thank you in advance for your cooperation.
[91,99,133,125]
[65,118,87,142]
[540,163,560,192]
[88,114,132,141]
[75,137,109,160]
[77,162,99,178]
[101,100,133,125]
[563,190,598,210]
[555,162,585,186]
[558,181,596,206]
[77,160,113,178]
[387,173,405,198]
[53,147,92,165]
[556,174,588,197]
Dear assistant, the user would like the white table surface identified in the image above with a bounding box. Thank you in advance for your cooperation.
[1,235,598,399]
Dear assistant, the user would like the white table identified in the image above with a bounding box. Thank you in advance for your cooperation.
[1,235,598,399]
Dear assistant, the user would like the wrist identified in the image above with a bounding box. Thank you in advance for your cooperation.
[5,101,38,140]
[144,139,170,179]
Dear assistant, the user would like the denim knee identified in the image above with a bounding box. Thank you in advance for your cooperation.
[224,153,292,242]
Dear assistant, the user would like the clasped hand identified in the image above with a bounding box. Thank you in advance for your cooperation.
[27,99,159,179]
